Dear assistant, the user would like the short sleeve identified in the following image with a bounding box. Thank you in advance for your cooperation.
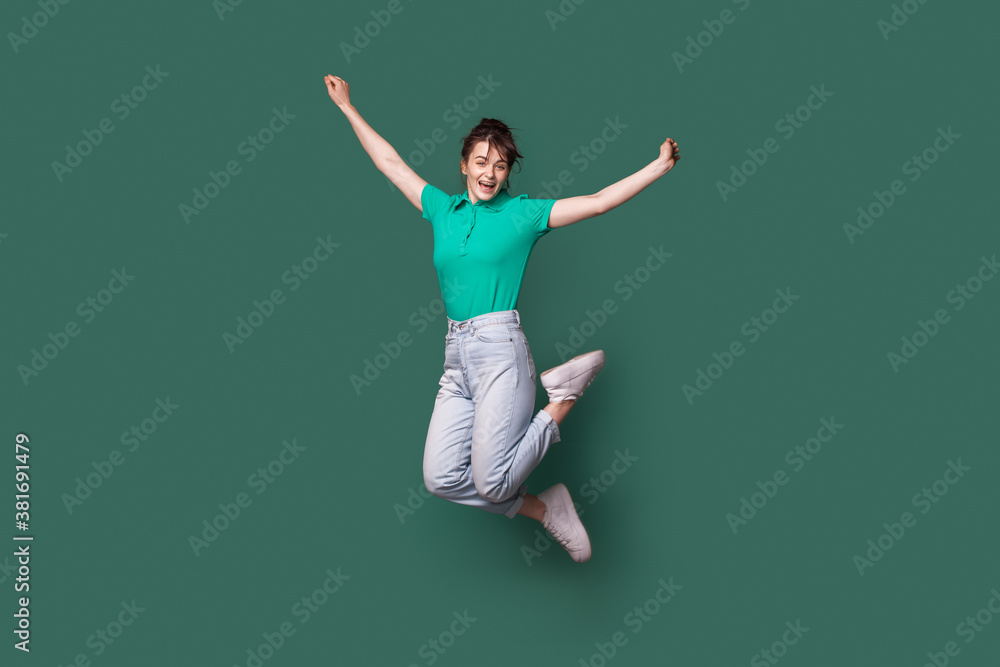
[514,196,557,237]
[421,183,452,224]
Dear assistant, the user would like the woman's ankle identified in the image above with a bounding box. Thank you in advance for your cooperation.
[517,493,547,522]
[543,399,576,426]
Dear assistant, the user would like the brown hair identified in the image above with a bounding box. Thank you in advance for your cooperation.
[458,118,524,192]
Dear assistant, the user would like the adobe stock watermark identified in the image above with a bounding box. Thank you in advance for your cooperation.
[877,0,932,40]
[394,482,433,524]
[0,556,20,585]
[544,0,589,31]
[522,449,638,566]
[178,106,296,224]
[51,65,170,182]
[682,287,800,405]
[350,278,467,395]
[672,0,753,73]
[187,438,306,556]
[340,0,418,63]
[725,417,845,534]
[750,620,810,667]
[844,126,960,244]
[231,566,349,667]
[921,587,1000,667]
[213,0,246,21]
[532,116,629,200]
[7,0,74,54]
[851,458,970,576]
[386,74,503,192]
[553,245,671,362]
[576,578,682,666]
[61,397,180,515]
[405,610,477,667]
[886,254,997,373]
[16,267,136,386]
[716,84,834,202]
[222,235,340,353]
[54,600,145,664]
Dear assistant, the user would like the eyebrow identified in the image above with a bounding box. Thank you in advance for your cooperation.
[475,155,507,163]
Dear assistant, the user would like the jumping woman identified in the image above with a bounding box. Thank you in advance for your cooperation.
[324,74,680,563]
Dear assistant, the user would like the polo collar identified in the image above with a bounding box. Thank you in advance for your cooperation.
[455,186,512,212]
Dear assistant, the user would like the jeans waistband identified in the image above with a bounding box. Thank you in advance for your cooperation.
[447,309,521,334]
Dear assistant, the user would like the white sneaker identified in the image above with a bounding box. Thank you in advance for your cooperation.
[540,350,605,403]
[538,483,592,563]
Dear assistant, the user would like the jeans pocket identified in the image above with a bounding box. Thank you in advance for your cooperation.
[473,323,514,343]
[521,334,536,383]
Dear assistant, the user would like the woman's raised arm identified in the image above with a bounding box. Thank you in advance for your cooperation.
[324,75,427,211]
[548,137,681,229]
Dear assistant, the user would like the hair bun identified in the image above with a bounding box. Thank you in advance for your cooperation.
[477,118,509,132]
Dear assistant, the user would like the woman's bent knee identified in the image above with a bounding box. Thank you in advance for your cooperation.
[474,479,512,505]
[423,469,459,500]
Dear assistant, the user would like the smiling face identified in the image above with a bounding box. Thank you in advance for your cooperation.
[461,140,509,204]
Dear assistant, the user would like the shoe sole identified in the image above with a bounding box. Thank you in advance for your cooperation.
[540,350,605,388]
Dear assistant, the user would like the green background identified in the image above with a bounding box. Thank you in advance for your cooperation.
[3,0,998,664]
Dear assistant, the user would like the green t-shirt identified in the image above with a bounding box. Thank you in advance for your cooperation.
[421,183,556,321]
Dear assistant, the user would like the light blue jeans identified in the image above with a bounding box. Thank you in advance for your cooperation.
[423,309,562,518]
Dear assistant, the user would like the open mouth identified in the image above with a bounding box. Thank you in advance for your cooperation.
[478,181,496,194]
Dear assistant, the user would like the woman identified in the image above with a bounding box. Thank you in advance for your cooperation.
[324,74,680,563]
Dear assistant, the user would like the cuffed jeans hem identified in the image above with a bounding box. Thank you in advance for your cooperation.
[503,484,528,518]
[536,408,562,443]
